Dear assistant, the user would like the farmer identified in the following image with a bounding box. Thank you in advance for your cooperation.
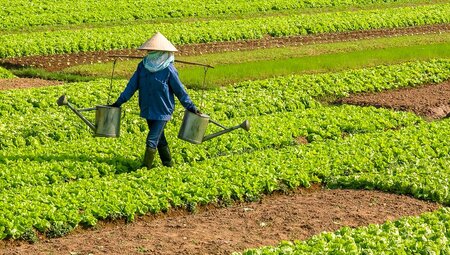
[110,32,200,169]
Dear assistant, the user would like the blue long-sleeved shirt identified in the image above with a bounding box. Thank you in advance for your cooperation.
[115,62,197,120]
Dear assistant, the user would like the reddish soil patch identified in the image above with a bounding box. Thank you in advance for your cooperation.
[1,24,449,72]
[0,186,439,255]
[0,78,63,90]
[295,136,309,144]
[338,80,450,120]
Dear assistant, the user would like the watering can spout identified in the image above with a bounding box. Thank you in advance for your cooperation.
[57,95,96,131]
[202,119,250,142]
[240,120,250,131]
[57,95,69,106]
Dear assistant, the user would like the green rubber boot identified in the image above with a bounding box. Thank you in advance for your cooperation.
[143,147,157,169]
[158,145,174,167]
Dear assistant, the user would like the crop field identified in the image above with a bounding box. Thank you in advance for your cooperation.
[1,0,450,254]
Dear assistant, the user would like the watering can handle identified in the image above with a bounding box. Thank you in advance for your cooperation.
[78,107,96,112]
[209,119,228,130]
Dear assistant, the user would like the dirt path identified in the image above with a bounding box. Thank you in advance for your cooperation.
[1,24,449,72]
[0,186,439,255]
[0,78,63,90]
[338,80,450,119]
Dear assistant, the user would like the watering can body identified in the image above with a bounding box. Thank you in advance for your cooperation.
[178,110,249,144]
[93,105,121,137]
[57,95,121,138]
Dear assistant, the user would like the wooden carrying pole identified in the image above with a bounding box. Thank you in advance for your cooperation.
[108,55,214,69]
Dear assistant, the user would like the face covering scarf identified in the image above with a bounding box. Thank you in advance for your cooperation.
[143,51,174,72]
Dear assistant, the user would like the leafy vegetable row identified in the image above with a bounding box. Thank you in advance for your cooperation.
[1,3,449,58]
[1,59,449,150]
[0,105,422,190]
[237,207,450,254]
[0,0,418,30]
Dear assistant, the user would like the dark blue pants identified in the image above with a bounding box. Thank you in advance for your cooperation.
[146,120,168,149]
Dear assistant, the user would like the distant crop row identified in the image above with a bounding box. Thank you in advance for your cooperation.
[1,60,450,241]
[1,3,449,58]
[0,0,422,30]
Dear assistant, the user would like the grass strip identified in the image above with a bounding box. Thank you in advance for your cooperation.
[180,42,450,88]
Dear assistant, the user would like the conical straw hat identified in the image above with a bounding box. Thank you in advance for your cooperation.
[138,32,178,52]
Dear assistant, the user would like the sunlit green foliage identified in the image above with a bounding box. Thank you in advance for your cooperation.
[1,4,449,58]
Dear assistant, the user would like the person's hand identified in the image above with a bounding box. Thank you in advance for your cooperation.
[189,108,202,115]
[109,102,120,108]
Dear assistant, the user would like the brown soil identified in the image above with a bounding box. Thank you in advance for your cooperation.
[1,24,449,72]
[295,136,309,144]
[338,80,450,120]
[0,186,440,255]
[0,78,63,90]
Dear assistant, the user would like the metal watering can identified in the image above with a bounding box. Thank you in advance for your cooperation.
[178,110,250,144]
[57,95,122,138]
